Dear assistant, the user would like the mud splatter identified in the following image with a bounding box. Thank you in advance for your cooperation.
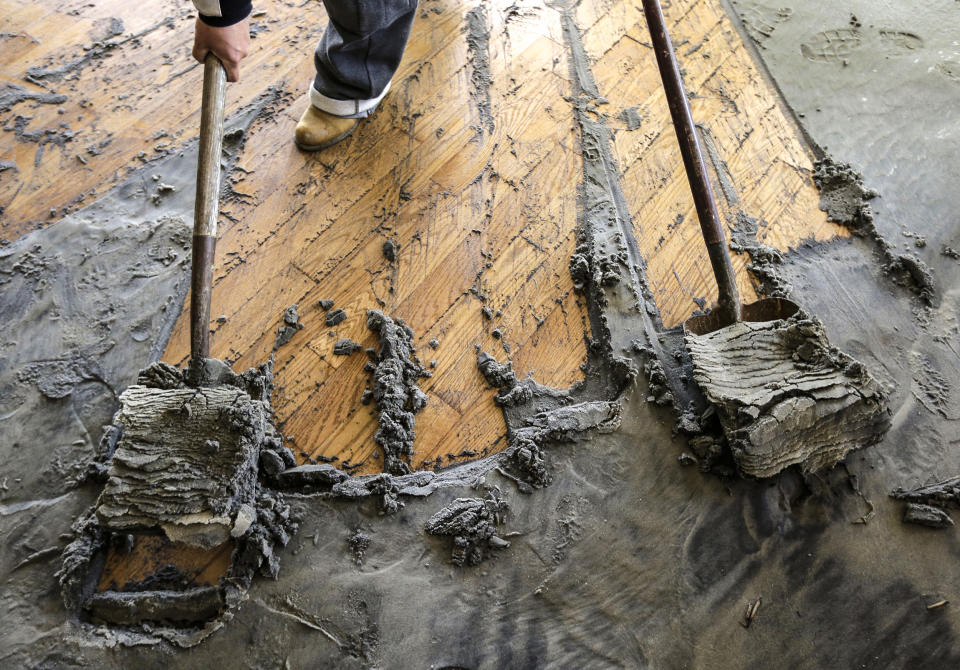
[813,157,936,304]
[364,310,430,475]
[620,106,643,130]
[464,6,494,135]
[0,83,67,113]
[24,17,174,85]
[425,490,510,566]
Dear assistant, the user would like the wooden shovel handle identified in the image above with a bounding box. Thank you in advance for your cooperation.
[641,0,741,324]
[190,55,227,360]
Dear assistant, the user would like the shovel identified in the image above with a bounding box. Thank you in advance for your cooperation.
[81,56,274,624]
[639,0,889,477]
[639,0,799,333]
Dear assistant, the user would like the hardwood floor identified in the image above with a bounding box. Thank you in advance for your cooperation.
[2,0,844,587]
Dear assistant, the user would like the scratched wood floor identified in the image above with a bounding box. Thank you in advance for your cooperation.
[2,0,845,586]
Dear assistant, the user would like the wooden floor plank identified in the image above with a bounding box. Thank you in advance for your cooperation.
[153,0,589,473]
[582,0,847,327]
[4,0,843,587]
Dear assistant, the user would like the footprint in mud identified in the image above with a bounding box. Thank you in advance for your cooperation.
[935,60,960,84]
[731,1,794,48]
[877,29,925,56]
[800,28,862,64]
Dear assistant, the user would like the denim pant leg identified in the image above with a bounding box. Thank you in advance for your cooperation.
[311,0,419,118]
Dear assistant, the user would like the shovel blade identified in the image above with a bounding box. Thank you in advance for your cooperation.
[683,297,800,336]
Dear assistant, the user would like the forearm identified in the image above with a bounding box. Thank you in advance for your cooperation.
[192,0,253,27]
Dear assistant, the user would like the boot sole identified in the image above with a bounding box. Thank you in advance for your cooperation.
[294,123,358,152]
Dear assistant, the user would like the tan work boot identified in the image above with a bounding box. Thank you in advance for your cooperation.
[294,105,359,152]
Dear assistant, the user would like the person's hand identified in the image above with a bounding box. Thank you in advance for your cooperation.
[192,17,250,83]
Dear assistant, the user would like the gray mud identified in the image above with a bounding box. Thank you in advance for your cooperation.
[727,0,960,304]
[685,313,890,477]
[464,5,495,135]
[4,0,960,666]
[0,83,67,113]
[273,304,304,350]
[424,490,510,566]
[59,357,301,644]
[364,310,431,475]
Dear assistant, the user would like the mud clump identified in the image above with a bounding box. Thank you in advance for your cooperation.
[326,307,347,327]
[425,491,510,566]
[348,530,372,565]
[685,313,890,478]
[477,351,533,407]
[813,157,936,304]
[274,304,304,351]
[382,239,399,262]
[94,359,276,548]
[509,400,622,490]
[365,310,430,475]
[333,338,363,356]
[891,477,960,528]
[812,157,879,233]
[902,503,954,529]
[58,358,301,639]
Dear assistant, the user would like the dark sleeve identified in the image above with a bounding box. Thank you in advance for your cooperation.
[196,0,253,27]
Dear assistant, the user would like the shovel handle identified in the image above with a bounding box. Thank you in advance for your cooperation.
[641,0,741,324]
[190,55,227,360]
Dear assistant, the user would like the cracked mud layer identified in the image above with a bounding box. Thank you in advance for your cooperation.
[684,312,890,477]
[3,0,960,666]
[59,358,301,644]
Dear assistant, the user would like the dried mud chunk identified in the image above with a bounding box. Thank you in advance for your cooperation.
[274,304,304,350]
[425,492,509,566]
[333,338,363,356]
[890,476,960,508]
[326,308,347,327]
[684,314,890,478]
[902,503,954,529]
[382,239,399,261]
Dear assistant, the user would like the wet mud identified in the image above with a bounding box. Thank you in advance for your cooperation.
[57,357,301,644]
[424,491,510,566]
[364,310,431,475]
[464,5,495,136]
[3,0,960,666]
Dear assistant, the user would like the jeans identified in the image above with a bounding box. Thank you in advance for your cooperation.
[311,0,419,118]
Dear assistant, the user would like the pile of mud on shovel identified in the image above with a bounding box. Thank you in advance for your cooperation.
[56,57,300,636]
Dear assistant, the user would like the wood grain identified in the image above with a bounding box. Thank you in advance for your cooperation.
[2,0,843,589]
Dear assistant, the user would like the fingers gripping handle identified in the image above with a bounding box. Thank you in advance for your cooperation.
[190,55,226,360]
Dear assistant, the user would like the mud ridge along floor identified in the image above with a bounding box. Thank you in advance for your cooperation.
[2,0,960,667]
